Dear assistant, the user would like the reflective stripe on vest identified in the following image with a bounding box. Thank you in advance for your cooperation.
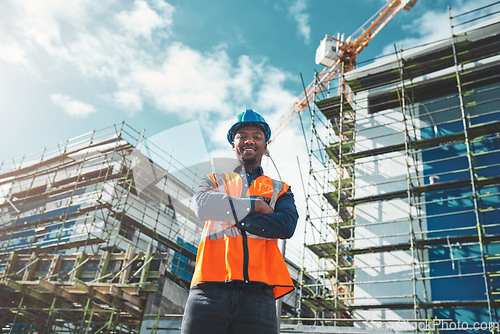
[191,173,294,299]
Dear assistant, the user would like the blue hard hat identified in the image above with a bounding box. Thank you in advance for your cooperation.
[227,109,271,144]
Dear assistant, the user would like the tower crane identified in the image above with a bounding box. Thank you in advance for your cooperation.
[269,0,418,143]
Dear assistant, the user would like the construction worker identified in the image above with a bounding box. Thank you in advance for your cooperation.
[181,109,299,334]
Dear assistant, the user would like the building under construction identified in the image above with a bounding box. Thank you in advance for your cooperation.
[0,123,203,332]
[301,2,500,332]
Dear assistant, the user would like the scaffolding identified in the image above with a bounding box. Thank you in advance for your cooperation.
[301,3,500,330]
[0,123,205,333]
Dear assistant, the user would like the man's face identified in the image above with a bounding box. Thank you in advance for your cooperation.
[231,125,267,168]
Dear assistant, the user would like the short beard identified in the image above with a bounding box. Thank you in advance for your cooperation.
[242,156,257,164]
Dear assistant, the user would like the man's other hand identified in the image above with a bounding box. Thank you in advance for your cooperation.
[254,199,274,214]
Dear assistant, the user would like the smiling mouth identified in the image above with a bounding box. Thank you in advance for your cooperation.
[242,146,256,153]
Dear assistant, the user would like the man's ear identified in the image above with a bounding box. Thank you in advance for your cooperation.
[231,141,236,151]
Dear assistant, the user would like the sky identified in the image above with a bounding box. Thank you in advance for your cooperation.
[1,0,498,255]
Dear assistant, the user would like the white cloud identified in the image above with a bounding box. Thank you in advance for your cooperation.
[50,94,97,117]
[110,91,144,113]
[128,42,298,130]
[381,10,449,55]
[5,0,102,57]
[0,0,297,123]
[255,68,296,117]
[381,0,499,55]
[288,0,311,44]
[133,43,234,117]
[116,0,174,40]
[0,0,172,83]
[0,42,33,71]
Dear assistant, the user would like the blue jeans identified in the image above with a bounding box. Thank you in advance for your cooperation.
[181,282,278,334]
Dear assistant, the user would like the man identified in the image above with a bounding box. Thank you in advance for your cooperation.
[181,109,299,334]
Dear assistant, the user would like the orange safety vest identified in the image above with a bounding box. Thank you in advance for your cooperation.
[190,171,295,299]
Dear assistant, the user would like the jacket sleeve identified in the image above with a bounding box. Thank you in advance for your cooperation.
[235,188,298,239]
[193,175,255,222]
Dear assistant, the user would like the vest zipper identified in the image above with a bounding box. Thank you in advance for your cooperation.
[241,229,250,283]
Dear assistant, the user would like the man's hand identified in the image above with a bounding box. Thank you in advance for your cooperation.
[254,198,274,214]
[203,187,220,193]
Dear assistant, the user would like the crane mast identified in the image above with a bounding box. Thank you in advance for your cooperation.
[269,0,417,143]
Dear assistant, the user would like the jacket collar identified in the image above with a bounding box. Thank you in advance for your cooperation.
[233,165,264,176]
